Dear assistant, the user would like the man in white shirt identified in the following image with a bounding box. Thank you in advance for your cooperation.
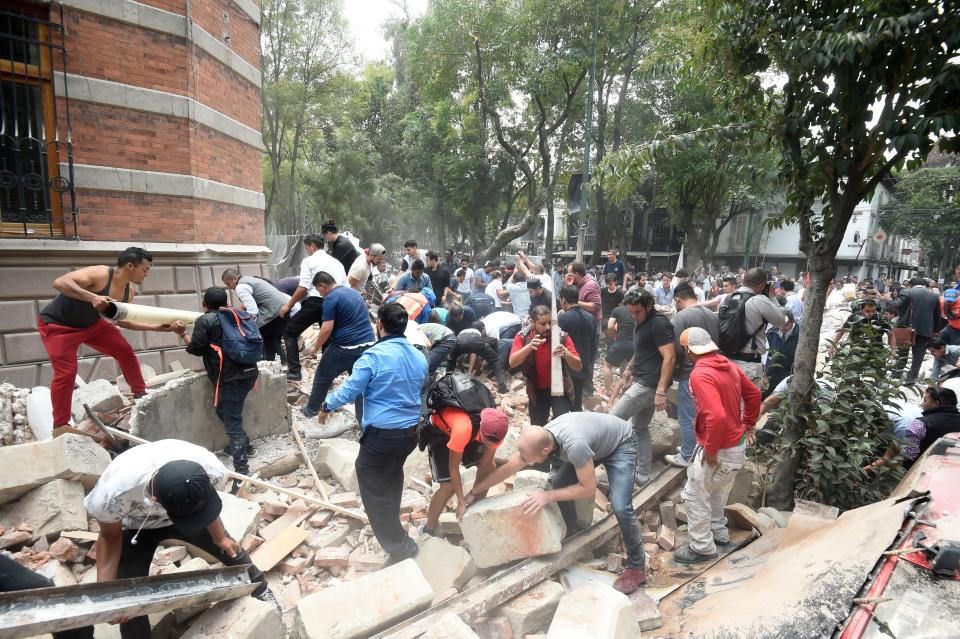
[85,440,275,635]
[485,270,505,307]
[402,239,428,270]
[279,234,348,381]
[781,278,803,323]
[348,243,386,293]
[723,268,787,388]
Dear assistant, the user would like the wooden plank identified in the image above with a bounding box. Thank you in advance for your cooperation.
[550,281,563,396]
[371,466,686,639]
[60,531,99,542]
[291,422,330,500]
[260,505,312,541]
[250,526,308,572]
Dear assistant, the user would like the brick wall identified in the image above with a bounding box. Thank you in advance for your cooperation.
[0,245,270,388]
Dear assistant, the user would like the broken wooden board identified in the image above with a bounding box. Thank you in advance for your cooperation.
[260,504,312,541]
[250,526,308,572]
[370,465,687,639]
[59,531,99,542]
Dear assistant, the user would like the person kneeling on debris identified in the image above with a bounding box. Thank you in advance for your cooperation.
[171,287,258,487]
[673,327,760,565]
[317,302,428,564]
[465,412,648,594]
[84,440,276,638]
[421,376,508,533]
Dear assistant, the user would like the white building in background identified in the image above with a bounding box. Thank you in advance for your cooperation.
[713,184,922,280]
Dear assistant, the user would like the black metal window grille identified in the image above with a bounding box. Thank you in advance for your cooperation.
[0,2,76,238]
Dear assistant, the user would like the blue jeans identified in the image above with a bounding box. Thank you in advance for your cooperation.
[677,378,696,461]
[552,432,644,568]
[216,375,257,475]
[306,344,368,421]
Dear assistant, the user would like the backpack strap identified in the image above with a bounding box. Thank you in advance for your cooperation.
[210,343,225,407]
[225,306,247,336]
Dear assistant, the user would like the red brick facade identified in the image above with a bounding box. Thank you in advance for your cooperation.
[53,1,265,245]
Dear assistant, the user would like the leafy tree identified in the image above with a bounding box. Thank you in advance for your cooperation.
[715,0,960,508]
[880,163,960,280]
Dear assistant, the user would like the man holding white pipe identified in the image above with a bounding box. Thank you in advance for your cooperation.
[38,247,176,429]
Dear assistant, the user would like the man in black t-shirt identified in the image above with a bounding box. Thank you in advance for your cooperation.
[558,285,597,410]
[601,273,625,343]
[425,251,453,304]
[609,289,676,485]
[528,279,553,310]
[321,220,360,274]
[603,304,636,395]
[829,298,896,356]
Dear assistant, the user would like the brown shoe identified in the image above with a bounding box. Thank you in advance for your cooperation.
[613,567,646,594]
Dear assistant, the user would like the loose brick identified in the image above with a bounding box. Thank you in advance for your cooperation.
[49,538,83,563]
[279,555,312,576]
[656,525,675,551]
[313,546,350,568]
[311,439,360,492]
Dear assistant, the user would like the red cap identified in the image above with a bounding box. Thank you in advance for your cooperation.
[479,408,509,442]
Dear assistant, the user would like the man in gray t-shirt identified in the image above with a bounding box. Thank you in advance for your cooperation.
[466,412,646,595]
[669,283,721,466]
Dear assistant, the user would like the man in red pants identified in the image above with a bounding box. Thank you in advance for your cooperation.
[38,247,174,427]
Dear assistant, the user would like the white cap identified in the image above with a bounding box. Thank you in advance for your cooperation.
[680,327,719,355]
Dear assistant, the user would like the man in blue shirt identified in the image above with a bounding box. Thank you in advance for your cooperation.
[302,272,376,421]
[394,259,433,294]
[318,302,428,563]
[603,250,626,287]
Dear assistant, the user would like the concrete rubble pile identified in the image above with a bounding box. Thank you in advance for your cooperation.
[0,383,35,446]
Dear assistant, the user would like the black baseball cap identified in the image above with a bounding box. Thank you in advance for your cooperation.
[527,280,542,290]
[153,460,222,535]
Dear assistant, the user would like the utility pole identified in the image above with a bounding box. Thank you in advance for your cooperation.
[743,210,755,269]
[576,0,599,263]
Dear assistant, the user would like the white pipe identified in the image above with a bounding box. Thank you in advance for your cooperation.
[103,301,203,324]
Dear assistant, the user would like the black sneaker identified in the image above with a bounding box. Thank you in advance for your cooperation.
[229,479,243,495]
[673,545,718,564]
[245,440,257,457]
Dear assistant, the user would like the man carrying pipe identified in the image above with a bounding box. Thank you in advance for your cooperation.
[38,247,179,429]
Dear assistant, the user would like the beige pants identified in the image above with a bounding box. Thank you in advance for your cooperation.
[681,443,746,555]
[733,359,763,389]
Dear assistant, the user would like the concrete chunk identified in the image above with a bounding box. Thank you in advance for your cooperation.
[181,595,283,639]
[293,558,434,639]
[71,378,127,422]
[0,434,111,504]
[0,479,87,541]
[218,491,261,541]
[422,612,479,639]
[312,439,360,492]
[461,491,566,568]
[415,536,477,593]
[547,582,640,639]
[493,580,564,636]
[628,590,663,632]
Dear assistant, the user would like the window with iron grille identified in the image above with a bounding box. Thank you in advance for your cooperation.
[0,2,75,238]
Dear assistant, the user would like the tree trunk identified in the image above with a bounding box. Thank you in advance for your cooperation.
[477,187,548,264]
[545,195,555,261]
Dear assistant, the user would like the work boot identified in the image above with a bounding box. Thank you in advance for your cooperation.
[665,453,691,468]
[613,567,646,594]
[673,545,717,564]
[229,479,243,495]
[635,469,649,486]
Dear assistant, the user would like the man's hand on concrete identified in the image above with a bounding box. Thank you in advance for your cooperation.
[520,490,551,515]
[455,500,466,520]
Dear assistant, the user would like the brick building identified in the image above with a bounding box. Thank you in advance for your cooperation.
[0,0,270,387]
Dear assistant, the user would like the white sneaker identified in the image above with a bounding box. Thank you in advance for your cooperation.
[665,454,691,468]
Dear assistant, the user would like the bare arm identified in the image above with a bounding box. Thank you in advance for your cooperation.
[468,452,528,499]
[656,343,676,395]
[52,265,110,309]
[95,520,123,582]
[309,319,335,355]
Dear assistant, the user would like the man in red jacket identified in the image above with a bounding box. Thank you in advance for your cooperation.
[673,327,761,564]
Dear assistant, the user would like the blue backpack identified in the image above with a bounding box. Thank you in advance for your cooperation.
[216,306,263,364]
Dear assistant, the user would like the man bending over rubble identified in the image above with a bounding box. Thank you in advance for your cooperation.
[465,412,647,594]
[316,302,428,564]
[85,439,276,638]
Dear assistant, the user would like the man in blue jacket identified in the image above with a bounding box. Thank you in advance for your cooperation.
[317,303,428,563]
[764,309,798,398]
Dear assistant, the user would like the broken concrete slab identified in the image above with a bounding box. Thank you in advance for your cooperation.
[129,362,290,451]
[415,536,478,593]
[0,434,111,504]
[0,479,87,541]
[492,579,564,636]
[312,438,360,492]
[293,558,434,639]
[628,589,663,632]
[547,582,640,638]
[461,491,566,568]
[724,503,771,532]
[36,559,78,587]
[218,491,261,541]
[513,469,551,491]
[726,465,756,507]
[71,378,127,422]
[422,612,480,639]
[180,594,283,639]
[438,512,462,536]
[116,363,156,393]
[758,506,789,528]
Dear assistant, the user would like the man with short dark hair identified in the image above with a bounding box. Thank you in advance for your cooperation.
[896,275,943,381]
[781,279,803,323]
[172,288,259,484]
[279,234,348,381]
[394,259,433,293]
[39,247,171,428]
[566,261,602,323]
[610,289,676,484]
[601,273,625,332]
[221,268,290,363]
[317,303,428,563]
[85,440,274,637]
[558,284,597,410]
[347,243,386,293]
[667,283,720,467]
[603,250,626,287]
[402,239,427,270]
[424,251,453,302]
[446,304,478,335]
[654,273,674,306]
[725,267,787,387]
[927,338,960,379]
[300,272,376,422]
[321,220,360,274]
[528,278,553,310]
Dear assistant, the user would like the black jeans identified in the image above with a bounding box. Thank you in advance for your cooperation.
[427,335,457,375]
[282,297,324,380]
[940,325,960,346]
[571,377,586,411]
[355,425,420,560]
[896,334,931,382]
[306,344,368,420]
[449,336,507,390]
[0,554,94,638]
[216,375,257,475]
[529,387,571,426]
[116,525,267,639]
[259,314,288,363]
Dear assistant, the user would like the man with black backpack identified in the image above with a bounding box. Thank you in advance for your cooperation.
[420,373,509,534]
[716,267,786,388]
[172,287,260,491]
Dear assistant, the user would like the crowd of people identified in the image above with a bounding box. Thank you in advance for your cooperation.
[21,223,960,631]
